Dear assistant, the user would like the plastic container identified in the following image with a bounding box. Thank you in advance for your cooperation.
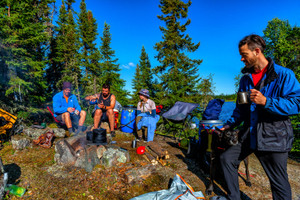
[5,184,26,197]
[120,106,136,133]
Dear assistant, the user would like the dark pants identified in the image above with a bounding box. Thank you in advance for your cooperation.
[220,136,291,200]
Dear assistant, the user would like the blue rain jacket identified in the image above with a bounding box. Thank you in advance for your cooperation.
[226,59,300,152]
[53,91,81,117]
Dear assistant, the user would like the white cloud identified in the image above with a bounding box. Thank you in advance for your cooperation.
[121,62,136,69]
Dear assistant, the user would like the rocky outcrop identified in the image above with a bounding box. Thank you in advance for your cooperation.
[11,135,32,150]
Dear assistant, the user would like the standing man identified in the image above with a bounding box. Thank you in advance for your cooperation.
[53,82,86,136]
[220,34,300,200]
[85,84,116,137]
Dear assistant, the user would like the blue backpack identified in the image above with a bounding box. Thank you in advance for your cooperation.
[202,99,225,120]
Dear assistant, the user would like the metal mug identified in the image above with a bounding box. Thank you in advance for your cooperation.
[237,91,250,104]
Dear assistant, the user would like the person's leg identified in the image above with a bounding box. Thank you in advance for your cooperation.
[106,109,115,132]
[220,140,252,200]
[93,109,103,129]
[255,151,291,200]
[62,112,73,133]
[136,116,143,139]
[76,110,86,133]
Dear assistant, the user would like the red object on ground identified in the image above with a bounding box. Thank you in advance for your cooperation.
[156,105,163,115]
[114,111,119,129]
[137,146,145,155]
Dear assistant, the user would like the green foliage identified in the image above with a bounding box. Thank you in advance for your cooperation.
[263,18,300,82]
[78,0,101,95]
[99,22,128,105]
[154,0,203,107]
[131,46,155,105]
[0,0,55,105]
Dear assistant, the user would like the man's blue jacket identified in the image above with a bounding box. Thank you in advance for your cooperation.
[53,91,81,117]
[227,58,300,152]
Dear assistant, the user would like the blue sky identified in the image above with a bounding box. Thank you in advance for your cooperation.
[57,0,300,95]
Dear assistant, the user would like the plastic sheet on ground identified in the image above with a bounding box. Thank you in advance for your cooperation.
[130,174,205,200]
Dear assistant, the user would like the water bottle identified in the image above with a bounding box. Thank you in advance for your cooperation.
[132,138,137,148]
[5,184,26,197]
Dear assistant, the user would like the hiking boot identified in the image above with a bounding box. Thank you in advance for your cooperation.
[70,132,78,137]
[111,131,116,137]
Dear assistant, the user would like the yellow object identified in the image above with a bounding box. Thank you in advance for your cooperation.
[0,108,17,135]
[207,130,213,152]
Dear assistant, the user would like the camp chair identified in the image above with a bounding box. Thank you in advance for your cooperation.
[161,101,199,141]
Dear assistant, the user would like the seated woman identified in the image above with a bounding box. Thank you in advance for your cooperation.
[136,89,159,142]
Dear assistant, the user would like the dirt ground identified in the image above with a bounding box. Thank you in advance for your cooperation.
[0,131,300,200]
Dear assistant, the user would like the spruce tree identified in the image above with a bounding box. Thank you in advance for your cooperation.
[0,0,55,105]
[154,0,202,107]
[131,64,143,104]
[51,1,81,100]
[99,22,128,105]
[78,0,101,95]
[139,46,155,97]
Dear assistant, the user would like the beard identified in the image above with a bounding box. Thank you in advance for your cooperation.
[244,56,257,68]
[103,93,109,98]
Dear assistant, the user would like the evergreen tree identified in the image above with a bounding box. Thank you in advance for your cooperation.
[131,64,143,104]
[78,0,101,95]
[154,0,202,107]
[0,0,55,105]
[51,1,81,100]
[99,22,128,105]
[139,46,155,97]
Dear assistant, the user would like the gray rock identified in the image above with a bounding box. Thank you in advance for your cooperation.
[0,158,8,199]
[54,140,77,166]
[11,135,32,150]
[52,128,66,138]
[23,127,47,139]
[101,146,130,168]
[96,145,106,159]
[74,145,101,172]
[125,164,156,184]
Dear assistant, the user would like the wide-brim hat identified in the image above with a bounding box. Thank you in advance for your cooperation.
[138,89,150,98]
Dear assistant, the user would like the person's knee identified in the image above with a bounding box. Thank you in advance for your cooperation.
[106,109,114,116]
[220,152,232,165]
[94,109,102,116]
[80,110,86,117]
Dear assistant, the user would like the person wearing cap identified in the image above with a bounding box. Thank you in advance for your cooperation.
[53,82,86,136]
[136,89,158,142]
[85,84,116,137]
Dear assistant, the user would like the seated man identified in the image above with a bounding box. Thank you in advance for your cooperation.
[136,89,159,142]
[85,84,116,137]
[53,82,86,136]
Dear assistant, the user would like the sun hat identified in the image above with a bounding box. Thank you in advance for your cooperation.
[138,89,150,98]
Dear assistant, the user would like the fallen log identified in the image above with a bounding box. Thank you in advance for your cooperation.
[144,152,158,165]
[148,142,169,159]
[145,146,159,160]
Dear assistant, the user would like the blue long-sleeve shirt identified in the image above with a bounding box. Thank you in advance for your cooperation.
[53,91,81,117]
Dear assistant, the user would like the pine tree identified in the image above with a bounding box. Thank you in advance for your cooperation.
[139,46,155,96]
[51,1,81,100]
[0,0,55,105]
[78,0,101,95]
[154,0,202,107]
[99,22,128,105]
[131,64,143,104]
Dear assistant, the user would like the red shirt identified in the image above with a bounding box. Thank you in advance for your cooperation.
[252,65,268,87]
